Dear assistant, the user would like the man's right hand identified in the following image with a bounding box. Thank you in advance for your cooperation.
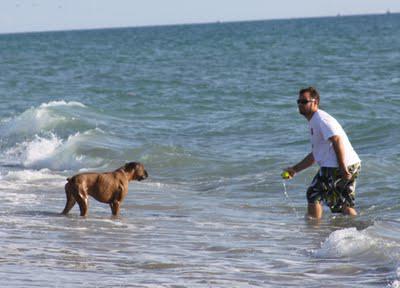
[283,167,297,179]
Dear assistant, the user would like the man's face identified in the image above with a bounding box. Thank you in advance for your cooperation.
[297,92,318,117]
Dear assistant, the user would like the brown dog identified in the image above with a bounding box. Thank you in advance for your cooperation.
[62,162,148,216]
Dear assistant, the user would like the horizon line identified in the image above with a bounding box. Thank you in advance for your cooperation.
[0,10,398,36]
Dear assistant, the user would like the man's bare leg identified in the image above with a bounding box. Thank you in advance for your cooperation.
[342,205,357,216]
[307,202,323,219]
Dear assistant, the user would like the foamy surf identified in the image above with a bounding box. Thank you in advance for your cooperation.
[313,224,400,260]
[312,222,400,286]
[0,168,64,182]
[391,268,400,288]
[0,168,64,207]
[2,128,113,171]
[0,100,138,172]
[312,227,375,258]
[0,100,88,137]
[39,100,86,108]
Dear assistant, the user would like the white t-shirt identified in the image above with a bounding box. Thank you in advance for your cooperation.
[309,109,360,167]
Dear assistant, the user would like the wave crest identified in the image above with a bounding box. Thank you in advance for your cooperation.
[4,131,105,171]
[313,222,400,260]
[0,100,88,137]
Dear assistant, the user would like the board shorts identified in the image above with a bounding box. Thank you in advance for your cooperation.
[306,163,361,213]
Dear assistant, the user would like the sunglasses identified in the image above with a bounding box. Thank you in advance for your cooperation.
[297,99,315,105]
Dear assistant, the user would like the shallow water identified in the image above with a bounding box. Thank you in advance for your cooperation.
[0,13,399,287]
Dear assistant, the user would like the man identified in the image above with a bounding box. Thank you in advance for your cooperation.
[285,87,361,219]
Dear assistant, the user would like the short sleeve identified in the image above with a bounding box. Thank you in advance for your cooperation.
[319,119,340,141]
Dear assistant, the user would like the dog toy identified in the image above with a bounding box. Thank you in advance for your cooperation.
[281,171,291,180]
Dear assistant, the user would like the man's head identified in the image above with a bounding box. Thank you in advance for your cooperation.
[297,86,319,119]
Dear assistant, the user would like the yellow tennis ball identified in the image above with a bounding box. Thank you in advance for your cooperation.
[281,171,290,179]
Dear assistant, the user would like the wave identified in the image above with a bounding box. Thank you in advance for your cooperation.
[0,100,89,138]
[0,169,65,182]
[0,101,126,171]
[3,130,107,171]
[312,222,400,260]
[0,169,65,206]
[39,101,86,108]
[312,221,400,286]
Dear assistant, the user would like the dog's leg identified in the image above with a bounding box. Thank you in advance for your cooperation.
[76,197,88,216]
[109,200,120,216]
[62,191,76,215]
[110,187,124,216]
[76,186,89,217]
[62,183,76,215]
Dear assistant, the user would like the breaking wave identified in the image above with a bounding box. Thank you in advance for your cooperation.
[312,221,400,286]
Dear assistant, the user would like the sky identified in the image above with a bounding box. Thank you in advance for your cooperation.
[1,0,400,34]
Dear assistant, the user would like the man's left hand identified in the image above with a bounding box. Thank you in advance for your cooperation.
[342,169,352,180]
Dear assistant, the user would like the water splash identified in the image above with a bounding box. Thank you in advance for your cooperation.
[282,180,299,218]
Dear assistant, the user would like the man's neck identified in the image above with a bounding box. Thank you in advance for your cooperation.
[305,109,318,121]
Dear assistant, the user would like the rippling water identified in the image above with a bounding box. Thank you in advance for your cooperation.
[0,13,399,287]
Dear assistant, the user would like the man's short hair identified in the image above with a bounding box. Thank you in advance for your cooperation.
[299,87,320,105]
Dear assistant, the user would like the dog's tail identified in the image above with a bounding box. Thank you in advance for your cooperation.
[65,177,77,192]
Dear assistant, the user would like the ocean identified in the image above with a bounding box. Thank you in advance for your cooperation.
[0,13,399,287]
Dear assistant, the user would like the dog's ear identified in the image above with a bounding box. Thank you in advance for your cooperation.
[124,162,138,172]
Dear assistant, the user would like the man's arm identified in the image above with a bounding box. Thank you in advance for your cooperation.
[330,135,351,180]
[286,152,315,178]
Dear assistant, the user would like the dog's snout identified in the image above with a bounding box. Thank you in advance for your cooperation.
[137,170,148,181]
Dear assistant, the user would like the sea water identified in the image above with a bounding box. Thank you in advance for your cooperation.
[0,14,399,287]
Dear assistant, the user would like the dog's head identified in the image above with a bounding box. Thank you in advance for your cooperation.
[124,162,148,181]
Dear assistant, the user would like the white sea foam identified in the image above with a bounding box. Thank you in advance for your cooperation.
[1,191,40,205]
[0,174,43,205]
[313,224,400,260]
[4,131,103,171]
[0,169,64,182]
[312,227,374,258]
[0,169,64,206]
[312,223,400,286]
[391,267,400,288]
[0,100,87,136]
[39,100,86,108]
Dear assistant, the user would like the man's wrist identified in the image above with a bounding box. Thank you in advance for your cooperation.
[339,165,350,175]
[339,164,347,172]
